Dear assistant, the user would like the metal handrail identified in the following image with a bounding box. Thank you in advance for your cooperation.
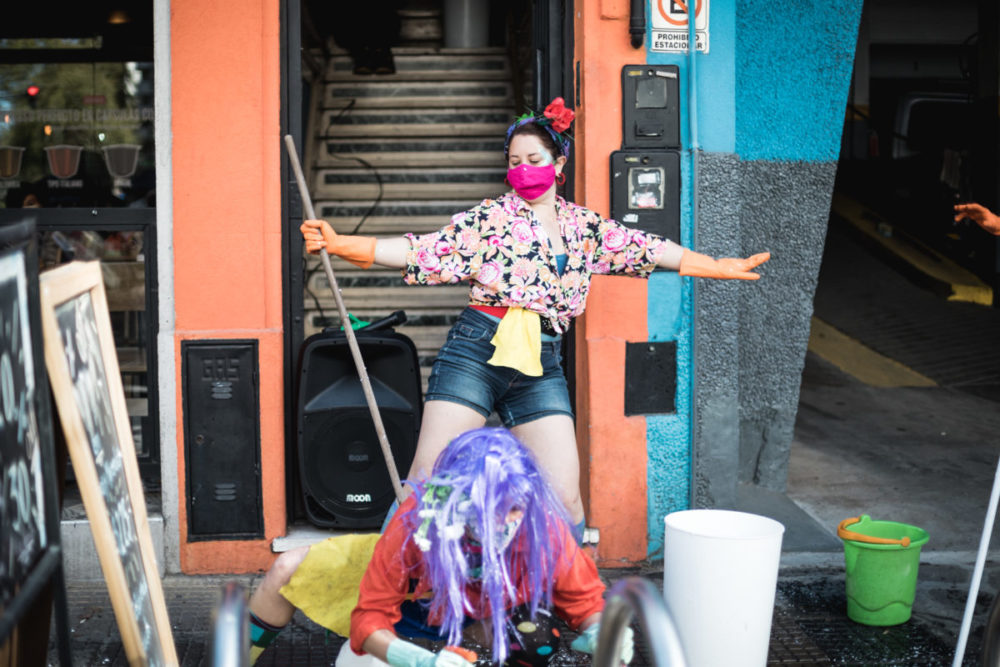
[594,577,688,667]
[211,580,250,667]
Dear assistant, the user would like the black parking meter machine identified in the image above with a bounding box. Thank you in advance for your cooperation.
[620,64,680,150]
[610,151,681,242]
[611,65,681,243]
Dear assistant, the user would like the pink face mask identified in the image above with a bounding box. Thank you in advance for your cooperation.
[507,163,555,201]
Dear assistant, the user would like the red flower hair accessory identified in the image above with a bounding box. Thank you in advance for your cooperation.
[504,97,576,158]
[543,97,575,133]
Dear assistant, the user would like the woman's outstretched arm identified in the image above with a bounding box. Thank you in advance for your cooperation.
[655,238,770,280]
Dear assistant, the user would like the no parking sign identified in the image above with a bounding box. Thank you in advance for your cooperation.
[651,0,710,53]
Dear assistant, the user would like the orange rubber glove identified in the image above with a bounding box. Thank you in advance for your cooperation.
[954,203,1000,236]
[678,249,770,280]
[443,647,478,663]
[300,219,377,268]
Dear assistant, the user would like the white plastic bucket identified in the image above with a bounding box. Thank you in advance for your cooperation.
[663,509,784,667]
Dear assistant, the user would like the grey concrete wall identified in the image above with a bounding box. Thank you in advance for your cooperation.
[737,160,837,491]
[693,159,836,499]
[691,152,743,508]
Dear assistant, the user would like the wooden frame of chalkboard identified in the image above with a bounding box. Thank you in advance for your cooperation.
[39,261,178,667]
[0,218,71,665]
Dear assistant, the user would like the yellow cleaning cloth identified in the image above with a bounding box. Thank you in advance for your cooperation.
[279,533,380,637]
[487,308,543,377]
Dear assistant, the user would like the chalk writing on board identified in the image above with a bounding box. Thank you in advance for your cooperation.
[0,250,47,606]
[55,292,165,667]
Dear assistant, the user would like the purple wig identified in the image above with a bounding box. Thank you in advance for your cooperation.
[400,427,572,664]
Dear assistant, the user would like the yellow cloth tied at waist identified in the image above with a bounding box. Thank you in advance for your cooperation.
[279,533,380,637]
[487,307,543,377]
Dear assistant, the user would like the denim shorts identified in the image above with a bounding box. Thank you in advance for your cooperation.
[426,307,573,427]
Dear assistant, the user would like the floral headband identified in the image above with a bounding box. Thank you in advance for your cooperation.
[504,97,576,159]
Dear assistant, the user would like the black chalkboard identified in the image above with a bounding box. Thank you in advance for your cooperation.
[40,261,177,666]
[0,218,70,665]
[0,237,48,604]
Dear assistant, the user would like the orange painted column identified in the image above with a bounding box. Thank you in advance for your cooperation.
[574,0,649,566]
[171,0,284,573]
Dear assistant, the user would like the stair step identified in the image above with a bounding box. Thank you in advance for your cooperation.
[323,81,513,109]
[316,182,505,201]
[318,150,501,169]
[304,306,459,328]
[303,319,451,358]
[319,217,448,236]
[314,198,485,222]
[317,137,504,168]
[309,285,470,312]
[313,166,506,201]
[326,51,510,82]
[321,108,512,138]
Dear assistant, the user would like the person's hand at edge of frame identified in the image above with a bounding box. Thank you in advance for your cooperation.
[954,203,1000,236]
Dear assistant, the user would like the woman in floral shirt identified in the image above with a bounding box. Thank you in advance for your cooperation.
[301,98,769,535]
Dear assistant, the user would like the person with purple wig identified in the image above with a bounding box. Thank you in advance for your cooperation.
[245,427,633,666]
[350,427,629,667]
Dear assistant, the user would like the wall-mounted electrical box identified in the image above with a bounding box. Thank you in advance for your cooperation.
[621,64,680,150]
[182,340,263,540]
[610,150,680,242]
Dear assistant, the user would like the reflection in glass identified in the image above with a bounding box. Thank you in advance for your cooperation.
[44,145,83,179]
[40,230,149,459]
[102,144,141,179]
[0,146,25,179]
[0,61,155,208]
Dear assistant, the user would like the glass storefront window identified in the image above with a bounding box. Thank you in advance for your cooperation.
[0,8,158,485]
[0,59,155,209]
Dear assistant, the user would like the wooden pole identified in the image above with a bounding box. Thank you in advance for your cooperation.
[284,135,405,503]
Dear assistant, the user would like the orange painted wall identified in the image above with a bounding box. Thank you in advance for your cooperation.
[171,0,284,573]
[574,0,650,566]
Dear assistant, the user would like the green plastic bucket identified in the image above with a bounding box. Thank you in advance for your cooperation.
[837,515,929,626]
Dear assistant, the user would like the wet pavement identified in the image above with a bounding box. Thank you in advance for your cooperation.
[46,212,1000,666]
[45,562,985,666]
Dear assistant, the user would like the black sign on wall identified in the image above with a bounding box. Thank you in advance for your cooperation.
[625,341,678,416]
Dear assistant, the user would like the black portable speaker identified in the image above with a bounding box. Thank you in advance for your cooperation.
[296,311,421,528]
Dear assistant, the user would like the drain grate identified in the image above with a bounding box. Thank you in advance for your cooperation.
[254,614,343,666]
[776,579,955,665]
[768,611,832,664]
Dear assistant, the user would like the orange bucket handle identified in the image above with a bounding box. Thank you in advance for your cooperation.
[837,516,911,547]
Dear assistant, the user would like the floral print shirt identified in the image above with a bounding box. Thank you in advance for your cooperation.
[402,192,665,334]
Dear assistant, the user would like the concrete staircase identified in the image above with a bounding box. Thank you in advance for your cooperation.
[305,48,514,386]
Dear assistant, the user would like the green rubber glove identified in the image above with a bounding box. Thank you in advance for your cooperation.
[570,624,634,665]
[385,640,475,667]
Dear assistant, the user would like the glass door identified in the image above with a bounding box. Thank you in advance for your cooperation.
[0,4,159,485]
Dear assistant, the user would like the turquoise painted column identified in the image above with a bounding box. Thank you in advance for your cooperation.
[641,0,862,559]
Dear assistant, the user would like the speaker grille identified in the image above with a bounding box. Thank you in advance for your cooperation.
[300,407,416,528]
